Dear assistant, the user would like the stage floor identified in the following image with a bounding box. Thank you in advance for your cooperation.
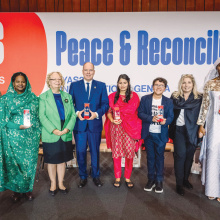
[0,151,219,220]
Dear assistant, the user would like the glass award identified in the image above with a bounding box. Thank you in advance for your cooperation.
[23,109,31,126]
[114,107,120,120]
[157,105,164,122]
[84,103,90,119]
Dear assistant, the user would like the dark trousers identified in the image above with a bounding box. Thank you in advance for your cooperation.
[144,133,166,182]
[74,127,101,179]
[174,125,196,186]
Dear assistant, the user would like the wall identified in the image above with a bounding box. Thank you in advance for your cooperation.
[1,0,220,12]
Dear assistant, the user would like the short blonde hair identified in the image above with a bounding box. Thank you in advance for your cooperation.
[172,74,201,99]
[46,72,65,91]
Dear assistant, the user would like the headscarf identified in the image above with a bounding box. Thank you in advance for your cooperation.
[0,73,41,193]
[203,58,220,86]
[4,73,36,114]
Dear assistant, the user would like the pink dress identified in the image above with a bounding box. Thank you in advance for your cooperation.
[108,96,136,159]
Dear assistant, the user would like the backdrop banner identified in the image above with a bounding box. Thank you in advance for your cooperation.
[1,12,220,96]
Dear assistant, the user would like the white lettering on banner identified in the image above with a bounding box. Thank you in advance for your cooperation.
[0,22,4,64]
[0,76,5,84]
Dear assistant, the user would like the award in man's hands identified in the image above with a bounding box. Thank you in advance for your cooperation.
[84,103,90,119]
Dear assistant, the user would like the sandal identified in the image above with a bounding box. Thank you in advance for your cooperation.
[125,180,134,189]
[217,198,220,203]
[113,180,121,188]
[208,196,216,200]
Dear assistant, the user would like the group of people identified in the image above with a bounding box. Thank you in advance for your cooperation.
[0,61,220,203]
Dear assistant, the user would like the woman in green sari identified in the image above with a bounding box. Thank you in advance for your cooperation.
[0,72,41,202]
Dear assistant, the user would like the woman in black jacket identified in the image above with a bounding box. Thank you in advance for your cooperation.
[169,74,202,196]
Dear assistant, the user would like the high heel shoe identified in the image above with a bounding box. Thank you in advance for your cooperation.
[49,189,57,196]
[59,188,68,195]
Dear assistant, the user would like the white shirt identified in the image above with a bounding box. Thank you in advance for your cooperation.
[76,79,98,119]
[149,98,162,133]
[176,109,185,126]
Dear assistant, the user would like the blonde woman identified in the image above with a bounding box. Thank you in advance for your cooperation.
[39,72,76,196]
[169,74,202,196]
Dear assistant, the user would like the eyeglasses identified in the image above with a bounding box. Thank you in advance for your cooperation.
[49,79,62,81]
[154,84,165,88]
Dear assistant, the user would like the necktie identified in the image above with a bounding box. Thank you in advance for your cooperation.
[86,82,90,100]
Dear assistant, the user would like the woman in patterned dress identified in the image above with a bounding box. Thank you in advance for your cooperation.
[198,58,220,202]
[0,72,41,202]
[104,74,142,188]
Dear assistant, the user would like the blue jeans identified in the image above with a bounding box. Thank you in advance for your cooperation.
[144,133,166,182]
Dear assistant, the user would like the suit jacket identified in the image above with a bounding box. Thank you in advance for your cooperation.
[39,89,76,143]
[138,93,174,142]
[69,79,109,132]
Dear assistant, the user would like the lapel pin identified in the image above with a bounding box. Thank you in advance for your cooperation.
[94,86,96,89]
[64,99,68,103]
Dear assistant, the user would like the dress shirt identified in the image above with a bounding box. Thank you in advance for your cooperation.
[76,79,99,119]
[84,79,92,98]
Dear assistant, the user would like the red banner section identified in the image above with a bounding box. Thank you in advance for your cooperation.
[0,13,47,96]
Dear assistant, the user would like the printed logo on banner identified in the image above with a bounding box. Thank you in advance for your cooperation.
[0,13,47,95]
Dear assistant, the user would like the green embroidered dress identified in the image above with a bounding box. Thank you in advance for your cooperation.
[0,75,40,193]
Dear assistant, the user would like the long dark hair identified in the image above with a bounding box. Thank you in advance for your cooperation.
[12,72,27,83]
[114,74,131,104]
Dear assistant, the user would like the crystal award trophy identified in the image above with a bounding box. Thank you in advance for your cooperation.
[23,109,31,126]
[84,103,90,119]
[157,105,164,122]
[114,107,120,120]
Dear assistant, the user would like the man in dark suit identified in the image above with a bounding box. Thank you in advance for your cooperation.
[69,62,109,187]
[138,77,174,193]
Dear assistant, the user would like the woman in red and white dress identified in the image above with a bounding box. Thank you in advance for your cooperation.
[104,74,142,188]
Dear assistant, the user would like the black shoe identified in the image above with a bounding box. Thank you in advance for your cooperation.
[93,178,103,187]
[49,189,57,196]
[25,192,34,201]
[59,188,68,195]
[144,180,155,192]
[183,180,193,190]
[78,179,87,188]
[176,185,185,196]
[11,192,21,202]
[155,182,163,193]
